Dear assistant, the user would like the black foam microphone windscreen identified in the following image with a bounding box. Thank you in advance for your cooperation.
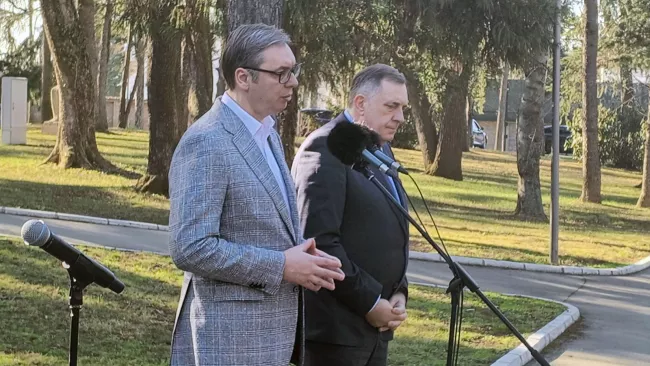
[326,121,380,165]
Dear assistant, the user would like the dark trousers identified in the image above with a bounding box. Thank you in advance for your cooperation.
[304,339,388,366]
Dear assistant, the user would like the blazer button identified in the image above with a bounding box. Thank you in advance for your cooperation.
[293,286,299,293]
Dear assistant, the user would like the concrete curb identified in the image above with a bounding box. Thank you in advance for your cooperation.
[490,294,580,366]
[3,206,649,276]
[410,282,580,366]
[409,251,650,276]
[1,206,169,232]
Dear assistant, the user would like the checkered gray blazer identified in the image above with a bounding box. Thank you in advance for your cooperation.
[168,97,304,366]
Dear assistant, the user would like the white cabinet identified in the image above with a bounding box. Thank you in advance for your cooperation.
[1,76,28,145]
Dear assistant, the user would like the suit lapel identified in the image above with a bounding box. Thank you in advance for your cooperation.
[268,132,301,243]
[220,102,297,244]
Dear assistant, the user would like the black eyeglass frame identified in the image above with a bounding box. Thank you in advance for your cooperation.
[242,63,301,84]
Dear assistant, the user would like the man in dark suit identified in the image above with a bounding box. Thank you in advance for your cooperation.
[291,64,410,366]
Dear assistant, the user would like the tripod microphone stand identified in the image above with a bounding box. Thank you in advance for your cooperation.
[360,167,550,366]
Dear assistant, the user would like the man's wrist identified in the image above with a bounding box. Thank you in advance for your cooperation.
[367,295,381,314]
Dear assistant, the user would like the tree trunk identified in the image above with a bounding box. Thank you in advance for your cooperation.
[620,62,634,106]
[28,0,34,40]
[143,40,153,126]
[405,69,438,170]
[40,0,120,173]
[122,72,138,129]
[465,95,473,151]
[581,0,601,203]
[79,0,97,91]
[135,4,183,197]
[638,95,650,208]
[179,34,191,136]
[429,66,470,180]
[227,0,283,32]
[118,24,134,129]
[514,53,548,221]
[134,37,145,129]
[277,36,299,167]
[40,29,54,122]
[280,87,298,167]
[185,0,214,125]
[96,0,113,132]
[619,4,634,107]
[216,77,226,97]
[495,63,509,151]
[215,0,228,98]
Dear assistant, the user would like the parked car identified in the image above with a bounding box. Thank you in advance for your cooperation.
[299,108,334,124]
[472,119,488,149]
[544,125,573,154]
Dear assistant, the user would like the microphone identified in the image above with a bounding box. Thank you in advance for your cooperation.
[21,219,125,294]
[326,121,398,179]
[370,148,409,175]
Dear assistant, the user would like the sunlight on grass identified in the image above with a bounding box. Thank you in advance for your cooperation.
[0,236,564,366]
[0,236,178,366]
[389,285,565,365]
[0,127,649,267]
[396,148,650,267]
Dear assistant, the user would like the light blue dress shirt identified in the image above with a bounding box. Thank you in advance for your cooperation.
[222,93,291,211]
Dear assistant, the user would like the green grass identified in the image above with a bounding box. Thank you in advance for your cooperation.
[0,127,649,267]
[396,148,650,268]
[0,236,565,365]
[0,128,169,225]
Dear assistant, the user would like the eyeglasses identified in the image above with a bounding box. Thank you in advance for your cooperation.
[243,63,301,84]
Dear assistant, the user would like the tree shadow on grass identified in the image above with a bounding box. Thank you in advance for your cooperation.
[0,179,169,225]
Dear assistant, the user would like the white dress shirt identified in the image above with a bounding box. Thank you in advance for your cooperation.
[222,93,291,211]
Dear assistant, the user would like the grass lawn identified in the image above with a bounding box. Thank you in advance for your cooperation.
[0,127,649,267]
[0,236,565,365]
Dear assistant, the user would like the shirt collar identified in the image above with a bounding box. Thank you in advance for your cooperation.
[222,92,275,140]
[343,109,354,123]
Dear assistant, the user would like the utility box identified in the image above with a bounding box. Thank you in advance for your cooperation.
[1,76,29,145]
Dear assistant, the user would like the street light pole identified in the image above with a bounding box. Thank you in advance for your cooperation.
[550,0,562,265]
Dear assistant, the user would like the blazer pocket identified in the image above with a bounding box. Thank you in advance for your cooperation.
[204,280,266,302]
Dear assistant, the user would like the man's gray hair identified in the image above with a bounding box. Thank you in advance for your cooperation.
[348,64,407,106]
[220,24,291,90]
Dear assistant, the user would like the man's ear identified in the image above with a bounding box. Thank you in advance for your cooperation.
[352,94,366,116]
[234,68,250,91]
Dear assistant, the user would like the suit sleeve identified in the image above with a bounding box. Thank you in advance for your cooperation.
[292,136,383,316]
[168,133,285,295]
[397,276,408,304]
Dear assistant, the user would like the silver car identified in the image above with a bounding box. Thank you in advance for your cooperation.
[472,119,488,149]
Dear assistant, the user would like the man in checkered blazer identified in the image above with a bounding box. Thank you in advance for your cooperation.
[168,24,344,366]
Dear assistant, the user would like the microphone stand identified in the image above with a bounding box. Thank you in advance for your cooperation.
[360,167,550,366]
[63,262,92,366]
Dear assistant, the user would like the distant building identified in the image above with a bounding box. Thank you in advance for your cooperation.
[474,79,649,152]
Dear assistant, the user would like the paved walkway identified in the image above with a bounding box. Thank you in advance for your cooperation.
[2,212,649,365]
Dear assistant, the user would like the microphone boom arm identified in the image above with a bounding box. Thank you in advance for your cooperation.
[359,167,550,366]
